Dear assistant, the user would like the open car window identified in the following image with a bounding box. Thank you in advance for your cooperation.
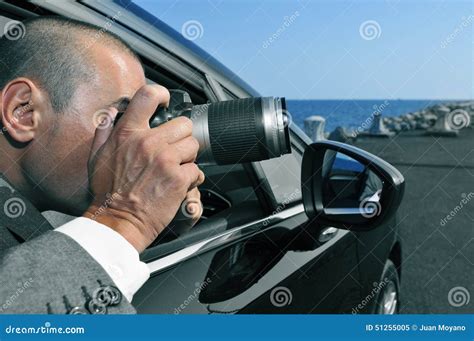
[0,4,269,260]
[139,69,266,261]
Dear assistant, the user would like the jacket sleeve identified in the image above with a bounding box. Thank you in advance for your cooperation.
[0,231,136,314]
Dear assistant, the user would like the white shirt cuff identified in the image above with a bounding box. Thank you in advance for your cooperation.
[55,217,150,302]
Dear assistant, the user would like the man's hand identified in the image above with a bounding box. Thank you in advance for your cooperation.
[167,187,203,237]
[83,84,205,252]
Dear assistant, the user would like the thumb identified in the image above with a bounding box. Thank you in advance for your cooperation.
[89,111,115,170]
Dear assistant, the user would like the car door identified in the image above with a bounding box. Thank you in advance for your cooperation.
[133,78,362,314]
[2,0,364,314]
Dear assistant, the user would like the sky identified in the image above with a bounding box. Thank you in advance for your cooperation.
[133,0,473,100]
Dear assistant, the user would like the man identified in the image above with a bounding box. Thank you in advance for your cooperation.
[0,16,204,314]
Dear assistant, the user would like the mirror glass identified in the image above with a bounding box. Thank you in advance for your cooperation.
[322,151,383,217]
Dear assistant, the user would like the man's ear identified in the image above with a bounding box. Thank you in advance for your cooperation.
[0,78,45,144]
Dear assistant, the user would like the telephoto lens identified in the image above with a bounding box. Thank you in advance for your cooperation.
[149,90,291,165]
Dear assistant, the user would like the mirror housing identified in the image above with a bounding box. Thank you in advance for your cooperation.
[301,141,405,231]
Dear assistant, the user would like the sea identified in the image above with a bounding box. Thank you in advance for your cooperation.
[286,99,447,133]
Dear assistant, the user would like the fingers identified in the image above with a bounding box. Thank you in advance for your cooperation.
[152,116,193,144]
[117,84,170,130]
[182,188,202,221]
[171,136,200,164]
[179,163,205,190]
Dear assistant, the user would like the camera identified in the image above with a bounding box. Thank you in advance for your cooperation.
[149,90,291,165]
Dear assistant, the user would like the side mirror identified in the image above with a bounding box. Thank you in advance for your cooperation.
[301,141,405,231]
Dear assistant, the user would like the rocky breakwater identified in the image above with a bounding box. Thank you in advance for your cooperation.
[304,101,473,143]
[381,101,473,137]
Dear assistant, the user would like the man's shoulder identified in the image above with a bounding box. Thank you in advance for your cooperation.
[0,174,53,248]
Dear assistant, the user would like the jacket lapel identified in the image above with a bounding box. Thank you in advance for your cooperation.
[0,175,53,243]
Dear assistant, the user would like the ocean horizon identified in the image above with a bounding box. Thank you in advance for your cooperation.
[286,99,469,133]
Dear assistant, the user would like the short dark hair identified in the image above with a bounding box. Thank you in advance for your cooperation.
[0,16,141,113]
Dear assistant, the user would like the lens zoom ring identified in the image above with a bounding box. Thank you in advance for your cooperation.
[208,98,268,164]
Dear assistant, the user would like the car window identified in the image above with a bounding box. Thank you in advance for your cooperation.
[258,142,302,207]
[141,67,265,257]
[219,84,305,208]
[144,65,260,207]
[0,7,266,258]
[0,15,10,30]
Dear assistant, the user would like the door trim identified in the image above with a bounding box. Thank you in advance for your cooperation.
[147,204,305,274]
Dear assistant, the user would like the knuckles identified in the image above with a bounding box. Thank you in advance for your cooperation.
[188,136,200,154]
[174,116,193,134]
[173,171,189,189]
[154,85,171,105]
[136,137,157,156]
[154,150,177,169]
[136,85,158,102]
[137,84,170,104]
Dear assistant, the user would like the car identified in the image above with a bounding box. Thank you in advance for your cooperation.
[0,0,405,314]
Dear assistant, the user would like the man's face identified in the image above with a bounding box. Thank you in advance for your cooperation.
[23,44,146,215]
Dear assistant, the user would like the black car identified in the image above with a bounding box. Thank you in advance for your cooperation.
[0,0,405,314]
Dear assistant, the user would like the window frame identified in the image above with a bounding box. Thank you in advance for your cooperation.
[0,0,312,259]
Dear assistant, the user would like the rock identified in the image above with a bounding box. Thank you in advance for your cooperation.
[328,126,356,143]
[360,113,395,137]
[418,122,430,130]
[391,123,402,132]
[423,113,438,123]
[425,110,461,137]
[406,116,417,129]
[305,101,473,142]
[432,105,451,117]
[304,115,326,141]
[400,122,411,131]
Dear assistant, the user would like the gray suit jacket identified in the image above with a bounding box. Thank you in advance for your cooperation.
[0,176,136,314]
